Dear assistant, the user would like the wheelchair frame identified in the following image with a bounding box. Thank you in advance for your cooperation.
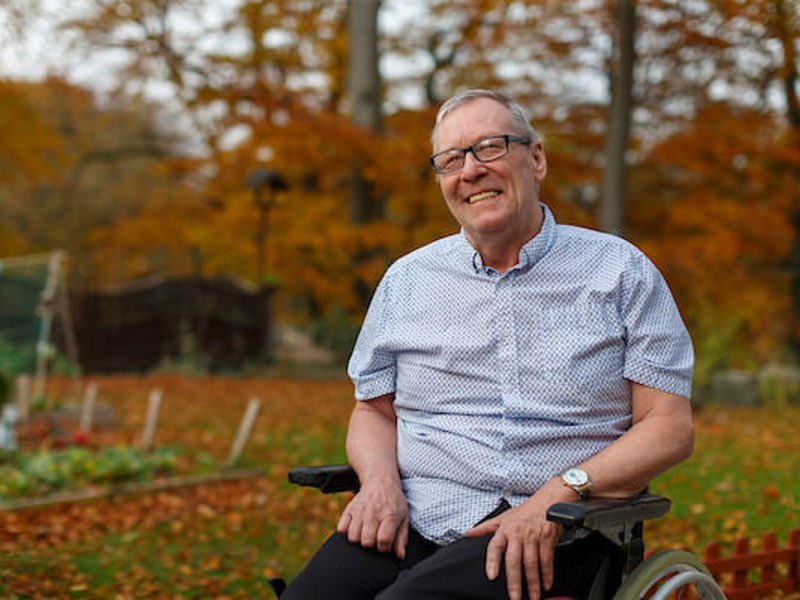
[271,465,726,600]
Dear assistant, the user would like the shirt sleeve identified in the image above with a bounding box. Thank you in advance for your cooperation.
[619,252,694,398]
[347,267,398,400]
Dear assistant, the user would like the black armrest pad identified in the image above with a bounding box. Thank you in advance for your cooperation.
[288,464,360,494]
[547,493,670,530]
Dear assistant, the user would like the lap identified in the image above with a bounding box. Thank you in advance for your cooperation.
[283,527,610,600]
[379,532,611,600]
[281,528,437,600]
[377,533,509,600]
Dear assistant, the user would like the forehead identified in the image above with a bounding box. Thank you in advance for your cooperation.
[435,98,514,150]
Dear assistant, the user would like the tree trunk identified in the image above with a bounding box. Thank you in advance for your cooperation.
[772,0,800,352]
[600,0,636,236]
[348,0,383,224]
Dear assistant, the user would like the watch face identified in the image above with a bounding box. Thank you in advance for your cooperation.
[563,468,588,486]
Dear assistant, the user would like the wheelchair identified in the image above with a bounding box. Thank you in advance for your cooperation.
[270,464,726,600]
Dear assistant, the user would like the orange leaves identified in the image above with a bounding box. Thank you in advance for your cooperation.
[631,102,800,366]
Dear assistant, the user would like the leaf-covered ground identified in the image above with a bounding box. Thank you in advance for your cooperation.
[1,375,799,598]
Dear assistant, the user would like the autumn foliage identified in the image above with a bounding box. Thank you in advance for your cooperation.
[1,0,799,370]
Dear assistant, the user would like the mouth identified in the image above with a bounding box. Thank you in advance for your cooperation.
[467,190,501,204]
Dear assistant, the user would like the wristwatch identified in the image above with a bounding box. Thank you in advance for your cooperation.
[561,467,592,500]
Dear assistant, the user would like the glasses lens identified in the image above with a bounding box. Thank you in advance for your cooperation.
[474,137,508,161]
[434,150,464,174]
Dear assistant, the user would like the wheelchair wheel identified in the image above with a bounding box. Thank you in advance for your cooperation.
[612,549,726,600]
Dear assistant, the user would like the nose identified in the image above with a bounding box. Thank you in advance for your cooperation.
[460,150,486,180]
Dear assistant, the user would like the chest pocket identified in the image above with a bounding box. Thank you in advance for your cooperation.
[538,302,623,376]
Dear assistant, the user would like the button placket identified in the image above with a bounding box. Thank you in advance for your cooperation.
[494,276,520,491]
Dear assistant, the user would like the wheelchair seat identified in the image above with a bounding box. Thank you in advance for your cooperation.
[272,465,726,600]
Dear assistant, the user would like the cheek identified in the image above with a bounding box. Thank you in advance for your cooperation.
[439,180,459,205]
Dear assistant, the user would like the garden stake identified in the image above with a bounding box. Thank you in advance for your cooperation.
[226,398,261,467]
[15,374,31,424]
[140,388,163,451]
[79,382,97,433]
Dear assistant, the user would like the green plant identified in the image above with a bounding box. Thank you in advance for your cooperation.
[0,445,182,500]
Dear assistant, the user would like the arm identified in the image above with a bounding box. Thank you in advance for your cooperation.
[578,382,694,497]
[466,382,694,600]
[336,393,409,559]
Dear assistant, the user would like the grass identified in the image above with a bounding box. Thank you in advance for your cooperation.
[1,375,799,598]
[648,403,800,552]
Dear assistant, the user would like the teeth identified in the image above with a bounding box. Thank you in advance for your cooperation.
[468,191,499,204]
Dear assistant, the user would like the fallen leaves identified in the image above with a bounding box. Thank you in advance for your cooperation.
[1,375,799,597]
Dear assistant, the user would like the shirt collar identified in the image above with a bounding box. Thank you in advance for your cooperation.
[458,203,557,274]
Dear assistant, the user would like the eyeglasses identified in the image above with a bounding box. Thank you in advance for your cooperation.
[430,134,532,175]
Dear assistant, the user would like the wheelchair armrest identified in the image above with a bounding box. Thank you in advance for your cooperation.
[288,464,360,494]
[546,493,670,531]
[287,465,670,532]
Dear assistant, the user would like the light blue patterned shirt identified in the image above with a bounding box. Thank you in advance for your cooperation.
[348,204,693,546]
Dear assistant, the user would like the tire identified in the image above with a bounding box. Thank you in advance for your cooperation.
[612,550,726,600]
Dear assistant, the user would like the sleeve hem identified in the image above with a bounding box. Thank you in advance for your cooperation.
[623,358,692,399]
[352,368,396,401]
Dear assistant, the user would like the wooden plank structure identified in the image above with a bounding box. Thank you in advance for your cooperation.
[67,276,274,373]
[702,529,800,600]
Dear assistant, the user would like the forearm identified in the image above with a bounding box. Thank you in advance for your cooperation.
[339,393,408,556]
[579,383,694,498]
[345,393,401,487]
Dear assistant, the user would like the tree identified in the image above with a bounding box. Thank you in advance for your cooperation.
[600,0,635,235]
[8,0,795,368]
[0,77,180,252]
[347,0,383,225]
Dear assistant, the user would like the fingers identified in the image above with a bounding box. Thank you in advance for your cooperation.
[336,509,351,535]
[523,540,542,600]
[465,517,499,538]
[345,509,364,545]
[537,527,560,592]
[361,517,379,548]
[504,536,526,600]
[375,514,401,553]
[392,518,409,560]
[483,513,562,600]
[484,530,505,581]
[337,493,408,556]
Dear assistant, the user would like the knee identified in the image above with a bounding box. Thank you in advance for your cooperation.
[282,532,402,600]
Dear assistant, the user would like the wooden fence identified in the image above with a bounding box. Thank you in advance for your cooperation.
[701,530,800,600]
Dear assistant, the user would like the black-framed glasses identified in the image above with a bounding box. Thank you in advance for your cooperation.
[430,134,532,175]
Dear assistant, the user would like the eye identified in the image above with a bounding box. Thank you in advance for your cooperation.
[438,152,462,170]
[477,137,505,151]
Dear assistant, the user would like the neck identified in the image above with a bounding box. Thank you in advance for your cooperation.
[468,210,544,274]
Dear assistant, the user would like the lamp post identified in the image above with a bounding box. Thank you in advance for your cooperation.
[245,169,288,286]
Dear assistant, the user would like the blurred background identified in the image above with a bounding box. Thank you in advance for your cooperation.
[1,3,799,596]
[1,0,799,401]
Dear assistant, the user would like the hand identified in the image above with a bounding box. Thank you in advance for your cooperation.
[465,483,567,600]
[336,479,409,559]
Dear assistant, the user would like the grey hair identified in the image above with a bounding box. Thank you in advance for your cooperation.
[431,89,540,151]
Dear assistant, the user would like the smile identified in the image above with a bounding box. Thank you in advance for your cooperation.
[467,190,500,204]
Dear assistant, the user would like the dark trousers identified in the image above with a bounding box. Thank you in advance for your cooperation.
[282,502,609,600]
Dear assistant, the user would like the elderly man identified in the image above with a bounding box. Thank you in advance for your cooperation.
[282,89,694,600]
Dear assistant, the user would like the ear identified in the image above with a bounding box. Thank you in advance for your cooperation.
[530,142,548,181]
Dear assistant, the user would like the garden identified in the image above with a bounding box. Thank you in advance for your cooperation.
[0,374,799,598]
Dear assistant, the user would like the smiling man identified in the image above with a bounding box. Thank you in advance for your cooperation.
[282,89,695,600]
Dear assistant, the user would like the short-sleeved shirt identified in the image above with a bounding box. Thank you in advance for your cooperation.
[348,203,693,545]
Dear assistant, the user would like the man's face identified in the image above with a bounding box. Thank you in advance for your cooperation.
[433,98,547,244]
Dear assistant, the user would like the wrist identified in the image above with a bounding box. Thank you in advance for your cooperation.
[561,467,592,500]
[356,466,402,490]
